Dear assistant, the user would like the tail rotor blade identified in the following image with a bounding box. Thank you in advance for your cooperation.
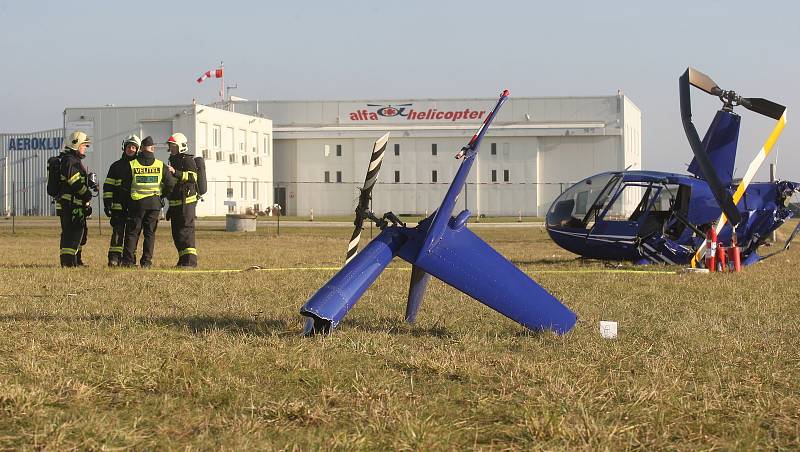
[741,98,786,121]
[688,67,722,96]
[345,132,390,262]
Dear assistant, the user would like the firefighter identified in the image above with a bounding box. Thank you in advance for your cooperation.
[120,136,176,268]
[58,131,97,267]
[165,132,199,267]
[103,134,140,266]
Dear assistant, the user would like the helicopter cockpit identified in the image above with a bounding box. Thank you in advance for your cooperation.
[547,172,692,241]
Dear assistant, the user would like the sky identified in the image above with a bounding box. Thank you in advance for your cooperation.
[1,0,798,182]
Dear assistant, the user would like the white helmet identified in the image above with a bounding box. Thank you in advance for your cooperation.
[167,132,188,153]
[122,134,141,150]
[65,131,91,151]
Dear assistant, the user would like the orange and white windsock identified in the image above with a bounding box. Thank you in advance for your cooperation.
[196,68,224,84]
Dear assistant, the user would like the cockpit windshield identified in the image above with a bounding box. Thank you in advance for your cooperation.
[546,173,621,228]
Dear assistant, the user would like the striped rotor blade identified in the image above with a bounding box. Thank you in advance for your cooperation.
[363,132,390,190]
[345,226,362,263]
[345,132,391,263]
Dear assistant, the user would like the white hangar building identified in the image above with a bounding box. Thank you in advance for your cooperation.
[232,93,642,217]
[62,104,274,216]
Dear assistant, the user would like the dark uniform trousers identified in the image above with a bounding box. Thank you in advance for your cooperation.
[108,213,127,264]
[59,202,88,267]
[122,208,160,267]
[169,201,197,265]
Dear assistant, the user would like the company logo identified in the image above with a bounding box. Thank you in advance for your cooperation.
[349,104,485,122]
[7,136,64,151]
[369,103,412,118]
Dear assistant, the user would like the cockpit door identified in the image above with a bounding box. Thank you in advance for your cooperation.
[588,182,661,243]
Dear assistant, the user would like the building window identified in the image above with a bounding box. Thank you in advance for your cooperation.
[336,144,342,157]
[198,122,207,147]
[394,171,400,183]
[263,135,270,155]
[336,171,342,183]
[431,143,437,156]
[250,131,258,153]
[202,149,209,159]
[254,157,261,166]
[324,144,331,157]
[491,170,497,182]
[253,180,259,199]
[213,125,221,149]
[504,169,510,182]
[224,127,234,151]
[241,155,249,165]
[431,170,438,183]
[394,143,400,156]
[229,153,236,164]
[216,151,223,162]
[226,188,234,199]
[324,171,330,183]
[241,180,247,199]
[239,129,246,151]
[491,143,497,155]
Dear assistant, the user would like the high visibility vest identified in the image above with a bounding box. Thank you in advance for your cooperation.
[130,159,164,200]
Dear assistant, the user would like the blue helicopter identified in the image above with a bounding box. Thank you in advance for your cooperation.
[300,90,578,336]
[546,68,799,267]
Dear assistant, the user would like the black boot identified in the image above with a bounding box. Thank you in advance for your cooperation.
[176,253,197,268]
[60,254,77,268]
[108,253,121,267]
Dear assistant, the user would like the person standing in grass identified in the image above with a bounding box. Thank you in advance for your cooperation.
[57,131,97,267]
[165,132,199,268]
[119,136,176,268]
[103,134,140,266]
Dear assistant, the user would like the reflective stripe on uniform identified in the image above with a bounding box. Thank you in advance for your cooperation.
[169,194,197,206]
[181,171,197,182]
[179,248,198,256]
[67,172,81,185]
[109,246,124,253]
[111,203,123,210]
[77,185,87,195]
[104,178,121,186]
[103,191,113,199]
[60,248,78,255]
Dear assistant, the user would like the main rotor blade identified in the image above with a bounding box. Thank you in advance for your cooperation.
[680,69,742,226]
[687,67,722,96]
[690,109,788,267]
[741,97,786,121]
[345,132,390,263]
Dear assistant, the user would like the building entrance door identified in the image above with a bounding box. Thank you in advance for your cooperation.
[274,187,287,216]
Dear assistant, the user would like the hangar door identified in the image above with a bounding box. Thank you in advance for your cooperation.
[140,121,173,151]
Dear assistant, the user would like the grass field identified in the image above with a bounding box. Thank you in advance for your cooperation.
[0,219,798,449]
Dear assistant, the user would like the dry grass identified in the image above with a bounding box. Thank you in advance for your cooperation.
[0,220,798,450]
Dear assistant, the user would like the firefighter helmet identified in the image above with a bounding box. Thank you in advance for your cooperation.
[167,132,188,153]
[122,134,141,150]
[65,131,91,151]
